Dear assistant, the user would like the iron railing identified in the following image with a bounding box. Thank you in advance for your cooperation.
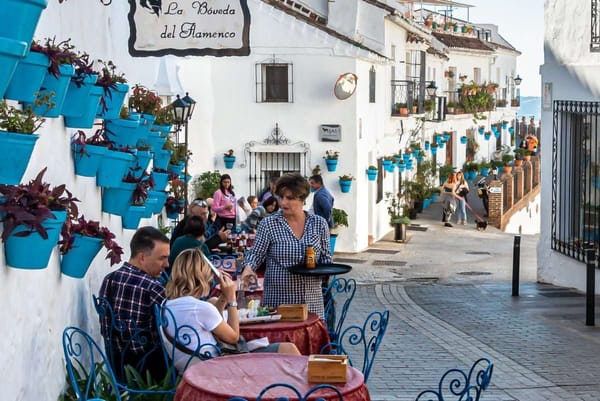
[390,80,424,115]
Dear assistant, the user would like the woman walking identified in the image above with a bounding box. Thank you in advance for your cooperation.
[455,171,470,225]
[440,172,459,227]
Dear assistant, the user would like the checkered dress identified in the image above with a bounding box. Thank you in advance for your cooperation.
[243,211,332,318]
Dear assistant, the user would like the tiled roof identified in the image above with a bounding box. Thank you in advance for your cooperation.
[362,0,397,13]
[432,32,494,52]
[427,46,449,61]
[262,0,388,60]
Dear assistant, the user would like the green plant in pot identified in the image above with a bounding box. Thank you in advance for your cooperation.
[385,192,410,241]
[128,84,162,117]
[514,147,532,160]
[329,207,348,254]
[438,163,455,184]
[192,170,222,200]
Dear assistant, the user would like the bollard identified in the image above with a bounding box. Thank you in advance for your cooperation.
[512,235,521,297]
[586,248,595,326]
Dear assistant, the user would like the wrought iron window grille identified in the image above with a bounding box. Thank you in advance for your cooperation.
[255,57,294,103]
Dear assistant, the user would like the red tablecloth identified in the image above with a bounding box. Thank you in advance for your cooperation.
[175,354,371,401]
[240,312,330,355]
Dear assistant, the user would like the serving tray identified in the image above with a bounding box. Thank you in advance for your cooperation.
[239,314,282,325]
[288,263,352,276]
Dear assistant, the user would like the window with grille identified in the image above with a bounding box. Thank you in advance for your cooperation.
[255,60,294,103]
[369,66,376,103]
[552,100,600,262]
[593,0,600,51]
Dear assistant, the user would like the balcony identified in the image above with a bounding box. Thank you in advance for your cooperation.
[390,80,424,117]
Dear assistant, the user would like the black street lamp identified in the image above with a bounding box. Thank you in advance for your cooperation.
[513,75,523,106]
[426,81,437,97]
[169,93,195,216]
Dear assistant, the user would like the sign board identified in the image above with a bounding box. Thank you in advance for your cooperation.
[128,0,251,57]
[489,187,502,194]
[319,125,341,142]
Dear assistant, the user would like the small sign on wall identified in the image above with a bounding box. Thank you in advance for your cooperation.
[489,187,502,194]
[128,0,251,57]
[319,125,341,142]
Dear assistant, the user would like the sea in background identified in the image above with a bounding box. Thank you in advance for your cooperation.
[517,96,541,122]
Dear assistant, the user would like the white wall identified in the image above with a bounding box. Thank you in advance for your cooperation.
[504,193,541,235]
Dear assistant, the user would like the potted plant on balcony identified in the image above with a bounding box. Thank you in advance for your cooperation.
[330,207,348,254]
[338,174,354,193]
[395,102,408,117]
[59,216,123,278]
[223,149,236,169]
[0,95,51,184]
[0,167,79,269]
[323,150,339,172]
[502,154,515,173]
[386,192,410,242]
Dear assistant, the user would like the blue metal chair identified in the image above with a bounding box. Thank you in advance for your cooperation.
[92,295,172,394]
[228,383,344,401]
[414,358,494,401]
[62,326,123,401]
[154,303,221,377]
[320,309,390,383]
[208,254,241,277]
[323,277,357,342]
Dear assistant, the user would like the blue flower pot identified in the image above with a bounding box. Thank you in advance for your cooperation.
[153,149,172,170]
[460,136,468,144]
[97,150,135,188]
[5,210,66,270]
[122,205,146,230]
[339,179,352,193]
[0,38,28,99]
[329,234,337,255]
[402,153,411,162]
[423,199,431,209]
[366,169,377,181]
[152,124,172,136]
[72,143,107,178]
[5,50,49,102]
[26,63,75,117]
[96,83,129,120]
[397,163,406,172]
[147,131,167,154]
[325,158,338,172]
[480,167,490,177]
[61,73,99,117]
[382,159,392,170]
[0,131,38,184]
[438,142,445,149]
[501,122,508,129]
[0,0,48,52]
[478,127,485,135]
[102,182,135,216]
[494,131,501,139]
[151,171,170,191]
[64,85,103,128]
[484,133,491,141]
[143,197,158,218]
[105,118,142,148]
[130,150,152,178]
[509,127,515,135]
[424,141,430,151]
[60,234,103,278]
[431,147,438,155]
[168,161,185,176]
[224,155,236,169]
[130,113,156,137]
[443,133,450,141]
[166,209,180,220]
[147,190,167,214]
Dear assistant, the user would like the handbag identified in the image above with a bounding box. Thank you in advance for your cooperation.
[215,335,250,355]
[458,187,469,197]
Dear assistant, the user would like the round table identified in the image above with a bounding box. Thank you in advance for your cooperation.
[174,353,371,401]
[240,312,330,355]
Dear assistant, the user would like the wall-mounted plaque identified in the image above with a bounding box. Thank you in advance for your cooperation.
[319,125,341,142]
[128,0,251,57]
[489,187,502,194]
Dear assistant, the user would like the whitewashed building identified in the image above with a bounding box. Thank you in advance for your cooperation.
[0,1,524,399]
[538,0,600,293]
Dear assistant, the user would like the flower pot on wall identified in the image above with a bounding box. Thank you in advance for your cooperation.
[460,136,468,144]
[5,50,49,102]
[151,171,170,191]
[130,112,155,137]
[338,179,352,193]
[366,169,377,181]
[4,210,66,270]
[101,183,135,216]
[105,118,142,148]
[64,85,103,129]
[223,155,236,169]
[152,124,172,136]
[0,0,48,51]
[130,150,152,179]
[147,130,168,153]
[25,63,75,117]
[96,83,129,120]
[143,197,158,218]
[147,190,167,214]
[0,38,28,99]
[122,205,146,230]
[0,131,38,184]
[152,149,172,170]
[168,161,185,176]
[96,150,135,188]
[60,234,103,278]
[61,73,99,117]
[72,143,107,178]
[324,158,338,172]
[329,233,338,255]
[166,209,180,220]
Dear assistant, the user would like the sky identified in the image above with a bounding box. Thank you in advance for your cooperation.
[445,0,544,97]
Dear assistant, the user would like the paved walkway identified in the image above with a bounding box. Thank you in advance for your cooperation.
[334,198,600,401]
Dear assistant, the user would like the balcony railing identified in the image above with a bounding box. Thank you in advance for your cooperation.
[390,80,424,116]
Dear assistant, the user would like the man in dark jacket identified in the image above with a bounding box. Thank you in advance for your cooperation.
[309,174,334,228]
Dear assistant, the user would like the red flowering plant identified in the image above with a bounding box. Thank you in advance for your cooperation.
[59,216,124,266]
[128,84,162,116]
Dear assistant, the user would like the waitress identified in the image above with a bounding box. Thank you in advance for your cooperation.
[212,174,236,229]
[240,173,331,318]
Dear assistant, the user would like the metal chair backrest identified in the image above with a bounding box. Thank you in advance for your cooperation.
[228,383,344,401]
[414,358,494,401]
[208,253,240,277]
[154,303,221,377]
[62,326,123,401]
[320,309,390,383]
[323,277,357,341]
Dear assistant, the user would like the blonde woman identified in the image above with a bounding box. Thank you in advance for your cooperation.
[164,248,299,372]
[440,172,459,227]
[455,171,470,225]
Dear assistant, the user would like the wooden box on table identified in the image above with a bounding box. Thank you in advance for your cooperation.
[278,304,308,322]
[307,354,348,383]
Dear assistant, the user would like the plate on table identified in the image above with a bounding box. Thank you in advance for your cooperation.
[288,263,352,276]
[239,314,282,324]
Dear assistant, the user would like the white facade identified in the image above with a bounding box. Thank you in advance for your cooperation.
[0,1,522,399]
[538,0,600,293]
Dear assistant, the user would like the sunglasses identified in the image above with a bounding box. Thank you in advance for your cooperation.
[192,200,208,207]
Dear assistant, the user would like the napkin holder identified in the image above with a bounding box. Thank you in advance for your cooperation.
[307,354,348,383]
[278,304,308,322]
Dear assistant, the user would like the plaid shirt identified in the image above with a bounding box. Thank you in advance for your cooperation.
[98,262,165,354]
[243,211,331,318]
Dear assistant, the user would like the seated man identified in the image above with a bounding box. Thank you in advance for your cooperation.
[98,226,170,382]
[171,199,228,250]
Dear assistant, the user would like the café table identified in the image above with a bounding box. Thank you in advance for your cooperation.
[174,353,371,401]
[240,312,330,355]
